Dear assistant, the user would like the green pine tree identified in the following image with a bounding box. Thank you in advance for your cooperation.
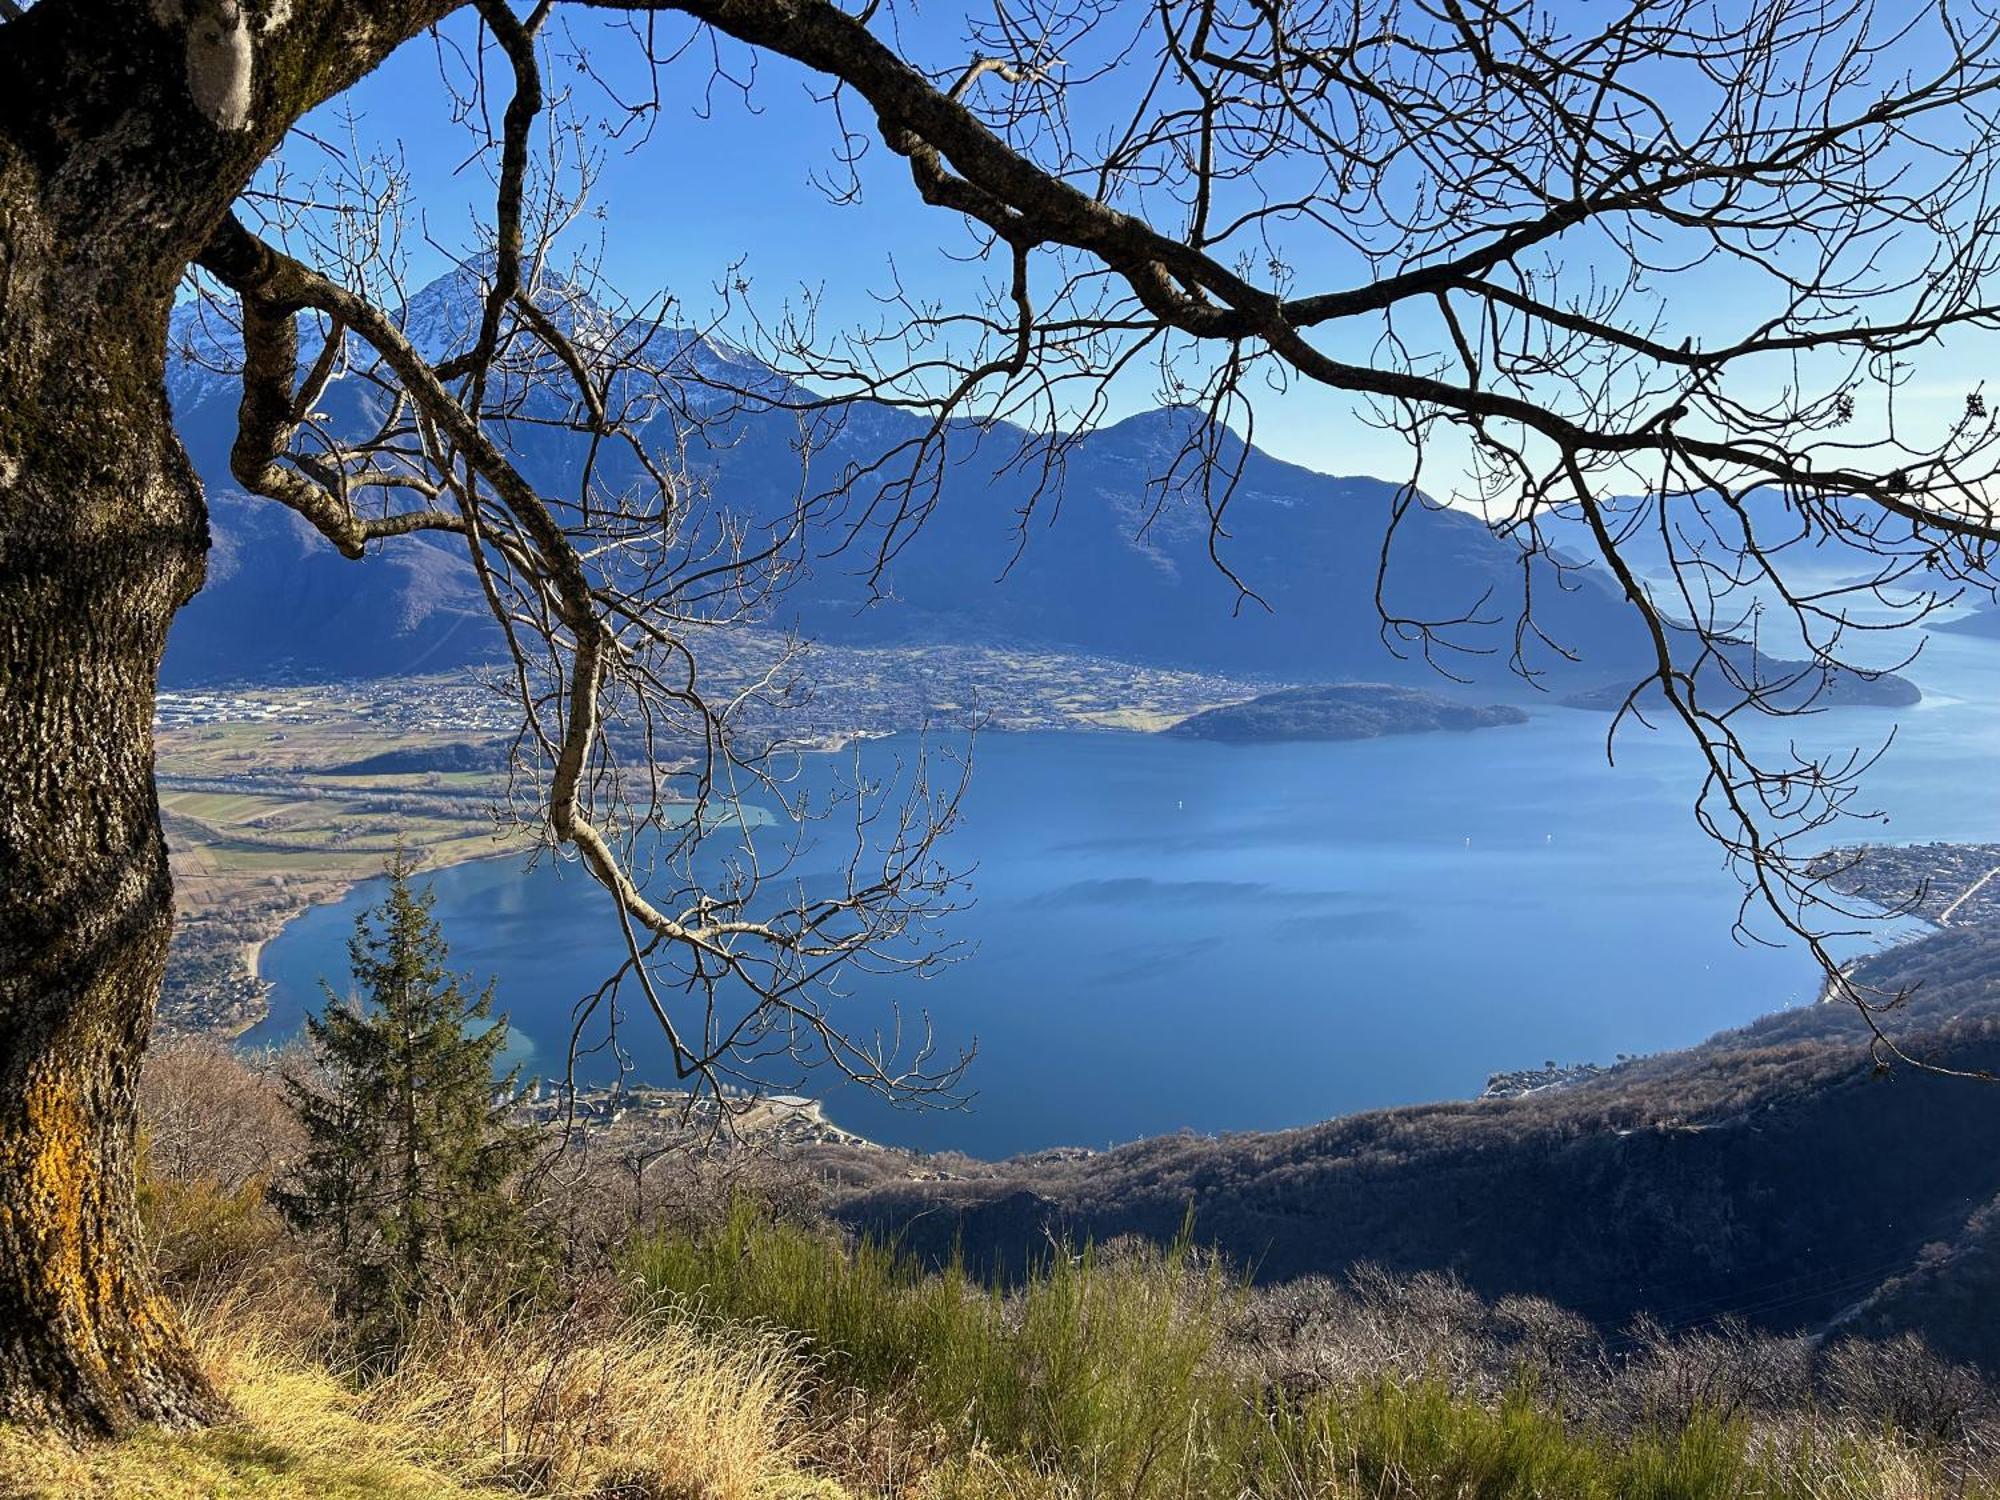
[277,849,540,1352]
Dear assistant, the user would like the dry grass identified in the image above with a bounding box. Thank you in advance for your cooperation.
[0,1282,852,1500]
[356,1300,830,1498]
[0,1355,486,1498]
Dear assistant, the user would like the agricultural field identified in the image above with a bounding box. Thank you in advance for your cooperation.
[154,682,535,1036]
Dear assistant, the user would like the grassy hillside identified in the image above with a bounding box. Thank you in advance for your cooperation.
[6,1207,1994,1499]
[0,1283,835,1499]
[626,1204,2000,1499]
[8,1039,1999,1498]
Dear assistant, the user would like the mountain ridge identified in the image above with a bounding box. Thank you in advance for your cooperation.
[161,268,1918,718]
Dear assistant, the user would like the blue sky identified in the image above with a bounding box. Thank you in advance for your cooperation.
[277,2,1998,503]
[279,4,1462,484]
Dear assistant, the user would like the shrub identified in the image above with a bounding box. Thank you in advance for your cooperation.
[630,1201,1255,1496]
[626,1202,1996,1500]
[139,1035,304,1190]
[137,1169,295,1293]
[1822,1333,1992,1447]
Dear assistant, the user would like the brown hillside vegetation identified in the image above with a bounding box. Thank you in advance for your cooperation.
[4,1029,2000,1498]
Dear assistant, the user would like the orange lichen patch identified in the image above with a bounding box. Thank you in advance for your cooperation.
[0,1054,221,1434]
[5,1071,186,1359]
[20,1075,91,1277]
[7,1071,112,1367]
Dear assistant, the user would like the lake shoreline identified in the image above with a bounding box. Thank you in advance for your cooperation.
[233,843,1975,1164]
[241,725,1858,1158]
[211,836,535,1043]
[235,633,2000,1166]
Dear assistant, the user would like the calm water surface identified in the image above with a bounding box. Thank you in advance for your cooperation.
[248,630,2000,1157]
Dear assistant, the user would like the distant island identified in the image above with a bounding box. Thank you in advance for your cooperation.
[324,738,512,776]
[1934,606,2000,640]
[1163,683,1529,743]
[1559,639,1921,712]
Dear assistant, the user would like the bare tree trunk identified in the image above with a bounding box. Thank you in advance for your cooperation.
[0,167,220,1436]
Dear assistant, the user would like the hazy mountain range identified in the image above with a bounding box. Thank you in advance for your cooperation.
[161,268,1915,707]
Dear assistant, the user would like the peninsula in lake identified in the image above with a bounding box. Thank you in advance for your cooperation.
[1163,683,1528,743]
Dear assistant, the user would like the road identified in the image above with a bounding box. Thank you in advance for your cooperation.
[1938,864,2000,926]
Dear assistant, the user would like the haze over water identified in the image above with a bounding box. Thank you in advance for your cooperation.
[249,630,2000,1159]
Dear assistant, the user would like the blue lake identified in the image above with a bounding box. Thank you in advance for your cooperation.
[246,630,2000,1158]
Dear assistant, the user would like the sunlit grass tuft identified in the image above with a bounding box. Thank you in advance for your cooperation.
[0,1280,848,1500]
[358,1301,822,1498]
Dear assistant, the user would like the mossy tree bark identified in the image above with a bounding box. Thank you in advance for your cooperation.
[0,0,452,1437]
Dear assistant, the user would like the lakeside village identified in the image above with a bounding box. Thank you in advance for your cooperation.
[517,1078,887,1157]
[1811,841,2000,928]
[155,636,1257,745]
